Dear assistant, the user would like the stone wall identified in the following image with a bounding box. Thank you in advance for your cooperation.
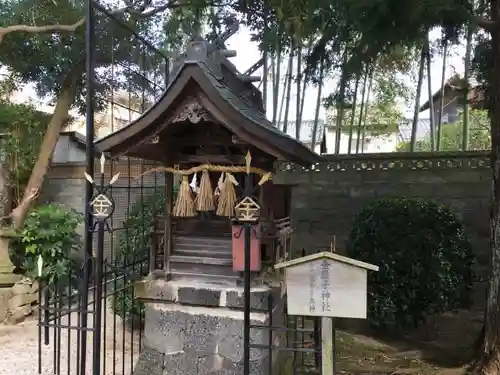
[274,151,491,278]
[41,162,166,261]
[42,152,492,277]
[0,278,39,323]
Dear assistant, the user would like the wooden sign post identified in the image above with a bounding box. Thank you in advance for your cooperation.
[275,245,378,375]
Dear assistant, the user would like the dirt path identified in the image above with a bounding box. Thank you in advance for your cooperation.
[0,304,140,375]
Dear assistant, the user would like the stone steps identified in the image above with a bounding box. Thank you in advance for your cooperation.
[172,248,233,258]
[172,236,233,248]
[169,270,239,283]
[170,258,235,277]
[170,232,237,283]
[170,255,232,266]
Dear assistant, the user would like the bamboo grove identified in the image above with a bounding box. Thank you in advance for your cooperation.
[160,0,490,154]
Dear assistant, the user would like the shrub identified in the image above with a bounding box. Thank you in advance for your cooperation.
[347,197,474,329]
[10,204,83,287]
[111,187,166,324]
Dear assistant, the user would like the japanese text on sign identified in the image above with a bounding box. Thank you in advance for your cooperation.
[320,260,331,313]
[308,262,316,313]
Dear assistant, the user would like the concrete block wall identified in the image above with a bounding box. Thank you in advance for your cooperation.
[42,152,492,278]
[274,152,491,278]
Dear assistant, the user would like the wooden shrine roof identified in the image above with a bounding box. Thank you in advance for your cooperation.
[95,40,321,166]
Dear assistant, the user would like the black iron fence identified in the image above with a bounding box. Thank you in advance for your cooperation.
[37,1,167,373]
[249,295,322,375]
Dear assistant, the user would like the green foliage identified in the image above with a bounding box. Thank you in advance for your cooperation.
[471,35,492,111]
[328,102,403,136]
[112,187,166,323]
[397,109,490,151]
[0,100,49,202]
[10,204,82,286]
[347,197,474,329]
[0,0,164,113]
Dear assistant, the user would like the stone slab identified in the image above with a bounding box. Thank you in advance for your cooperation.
[177,286,221,307]
[140,279,276,311]
[0,287,12,322]
[8,292,37,309]
[144,301,274,361]
[132,348,165,375]
[145,303,186,355]
[225,288,278,311]
[12,280,39,295]
[161,351,269,375]
[0,273,22,287]
[6,304,32,324]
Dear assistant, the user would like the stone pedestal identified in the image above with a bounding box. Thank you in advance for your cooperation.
[133,279,284,375]
[0,277,38,323]
[0,234,22,288]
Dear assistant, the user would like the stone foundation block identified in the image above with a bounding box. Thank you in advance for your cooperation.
[137,281,284,375]
[7,304,32,324]
[12,280,38,295]
[0,287,12,322]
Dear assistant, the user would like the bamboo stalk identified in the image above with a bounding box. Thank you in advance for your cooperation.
[410,46,426,152]
[295,43,302,140]
[360,68,374,153]
[311,57,325,152]
[335,72,347,154]
[347,73,360,154]
[436,39,448,151]
[463,23,474,151]
[262,0,269,113]
[282,44,294,134]
[356,68,368,154]
[426,35,436,151]
[272,37,282,125]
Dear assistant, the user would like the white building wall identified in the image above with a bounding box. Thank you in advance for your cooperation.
[325,128,398,154]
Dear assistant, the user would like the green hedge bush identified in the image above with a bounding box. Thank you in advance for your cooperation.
[10,204,82,286]
[347,197,474,329]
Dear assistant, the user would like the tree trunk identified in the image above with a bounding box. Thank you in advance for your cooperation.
[311,58,324,151]
[10,73,77,230]
[295,45,302,140]
[347,73,360,155]
[272,40,282,125]
[426,34,436,151]
[0,71,77,278]
[356,68,368,154]
[282,48,294,134]
[0,164,13,273]
[278,63,289,128]
[463,23,474,151]
[436,39,448,151]
[360,68,374,153]
[470,2,500,373]
[410,46,425,152]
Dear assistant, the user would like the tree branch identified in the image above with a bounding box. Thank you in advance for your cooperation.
[475,16,498,32]
[0,0,233,40]
[117,0,235,18]
[0,18,85,42]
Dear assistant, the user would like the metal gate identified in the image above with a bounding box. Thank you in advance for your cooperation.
[36,3,324,374]
[37,2,168,373]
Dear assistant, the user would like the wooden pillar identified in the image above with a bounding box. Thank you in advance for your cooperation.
[163,172,173,280]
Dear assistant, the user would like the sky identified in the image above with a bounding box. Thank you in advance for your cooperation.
[225,27,467,121]
[10,25,466,125]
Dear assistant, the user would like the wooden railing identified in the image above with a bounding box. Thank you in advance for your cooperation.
[274,216,293,264]
[149,218,166,273]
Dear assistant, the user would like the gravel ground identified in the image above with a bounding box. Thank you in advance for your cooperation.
[0,301,141,375]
